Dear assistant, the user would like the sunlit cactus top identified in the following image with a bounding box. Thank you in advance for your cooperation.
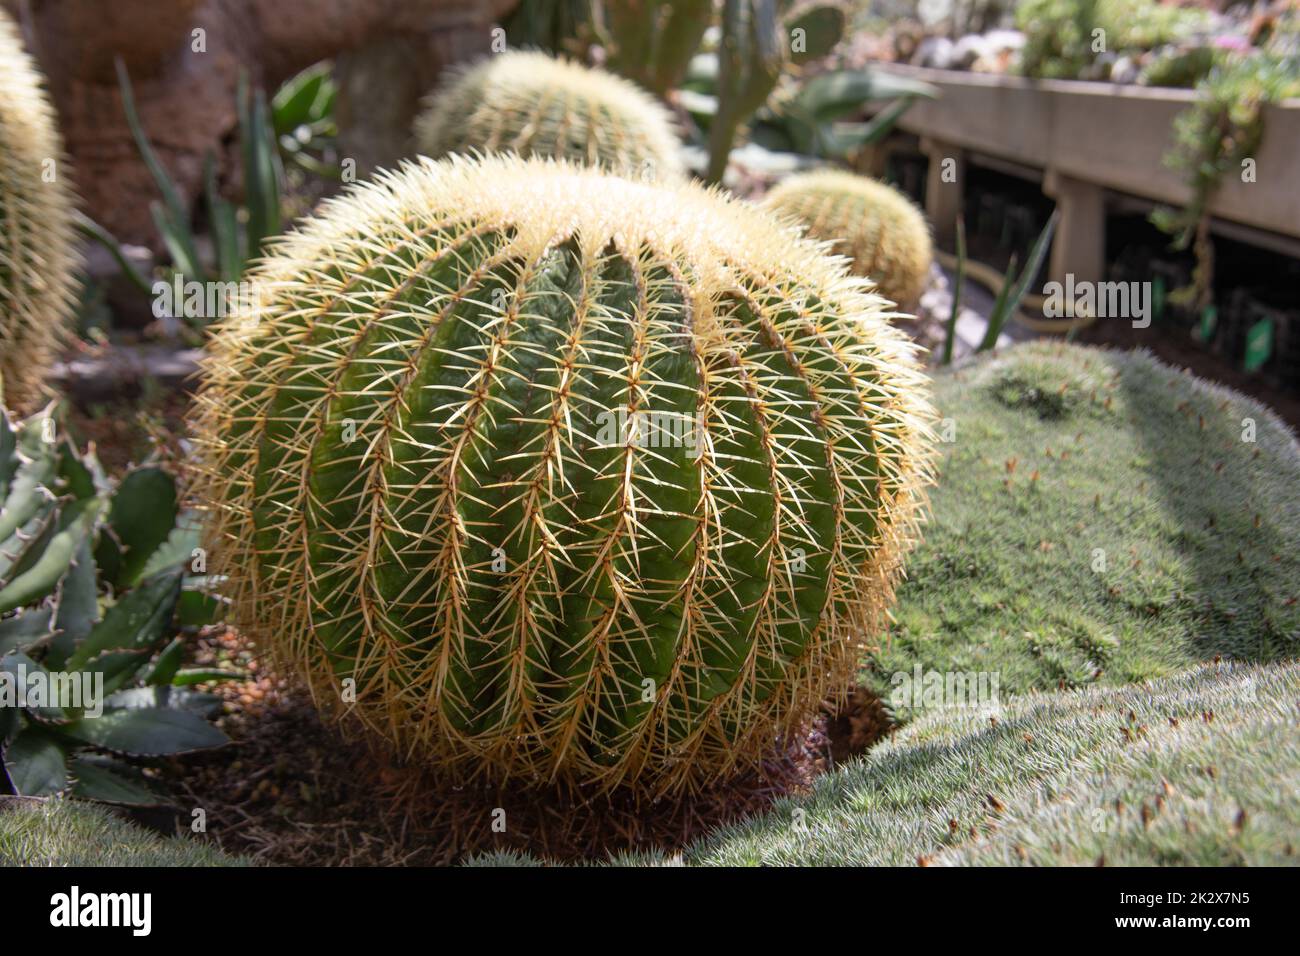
[414,50,684,181]
[190,154,933,794]
[764,169,934,311]
[0,9,77,410]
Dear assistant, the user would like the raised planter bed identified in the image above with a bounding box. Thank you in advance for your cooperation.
[874,63,1300,282]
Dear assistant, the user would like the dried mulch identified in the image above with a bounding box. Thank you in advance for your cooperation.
[162,628,895,866]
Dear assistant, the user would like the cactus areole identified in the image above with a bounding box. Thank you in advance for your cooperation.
[192,155,933,794]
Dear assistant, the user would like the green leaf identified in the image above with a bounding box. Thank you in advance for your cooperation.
[70,755,163,805]
[3,724,69,795]
[0,409,59,545]
[943,218,967,366]
[0,652,66,721]
[794,69,937,123]
[145,637,186,686]
[0,497,102,615]
[0,608,54,657]
[0,410,18,500]
[170,668,246,687]
[96,465,179,589]
[61,706,229,755]
[117,56,204,281]
[785,3,845,65]
[49,536,98,668]
[65,570,183,671]
[206,152,243,283]
[176,589,223,628]
[139,510,202,580]
[979,210,1059,353]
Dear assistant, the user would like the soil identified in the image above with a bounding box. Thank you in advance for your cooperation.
[158,628,895,866]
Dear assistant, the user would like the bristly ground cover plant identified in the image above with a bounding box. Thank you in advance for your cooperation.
[188,153,935,797]
[0,797,244,866]
[0,402,231,804]
[869,343,1300,722]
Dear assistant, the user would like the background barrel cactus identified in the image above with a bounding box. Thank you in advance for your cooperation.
[0,10,78,410]
[413,50,684,180]
[764,170,933,311]
[191,154,933,794]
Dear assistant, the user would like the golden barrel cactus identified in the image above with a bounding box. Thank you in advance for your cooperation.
[414,50,684,181]
[764,170,933,311]
[191,155,933,794]
[0,9,77,409]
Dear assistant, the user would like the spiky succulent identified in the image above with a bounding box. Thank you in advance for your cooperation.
[190,154,933,794]
[764,170,933,311]
[0,402,229,804]
[413,51,683,181]
[0,10,77,411]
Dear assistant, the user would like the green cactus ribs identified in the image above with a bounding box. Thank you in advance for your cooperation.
[764,169,934,312]
[191,154,935,795]
[414,50,684,181]
[0,9,78,411]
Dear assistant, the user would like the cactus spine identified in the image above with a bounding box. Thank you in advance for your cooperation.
[764,170,933,311]
[414,51,683,181]
[0,10,77,410]
[191,155,933,794]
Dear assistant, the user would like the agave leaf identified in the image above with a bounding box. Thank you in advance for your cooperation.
[48,536,98,669]
[0,608,54,657]
[118,56,204,282]
[0,410,59,545]
[60,706,229,756]
[0,497,102,615]
[95,465,179,590]
[0,410,17,500]
[0,652,65,721]
[69,754,163,806]
[977,210,1059,353]
[139,510,202,581]
[205,152,242,284]
[144,636,185,687]
[65,570,183,671]
[942,218,967,366]
[2,723,70,796]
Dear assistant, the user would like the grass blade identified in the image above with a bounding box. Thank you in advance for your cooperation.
[942,217,966,366]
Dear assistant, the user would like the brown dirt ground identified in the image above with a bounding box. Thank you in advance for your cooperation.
[158,627,895,866]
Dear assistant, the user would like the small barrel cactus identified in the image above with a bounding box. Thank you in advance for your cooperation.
[764,170,933,311]
[191,155,933,794]
[414,50,683,181]
[0,10,77,410]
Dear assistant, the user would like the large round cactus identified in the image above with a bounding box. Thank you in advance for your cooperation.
[764,170,933,311]
[414,50,683,181]
[0,10,77,410]
[191,155,933,794]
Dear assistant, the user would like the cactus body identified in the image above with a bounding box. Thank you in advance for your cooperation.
[764,170,933,311]
[0,10,77,410]
[414,51,683,181]
[191,155,932,794]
